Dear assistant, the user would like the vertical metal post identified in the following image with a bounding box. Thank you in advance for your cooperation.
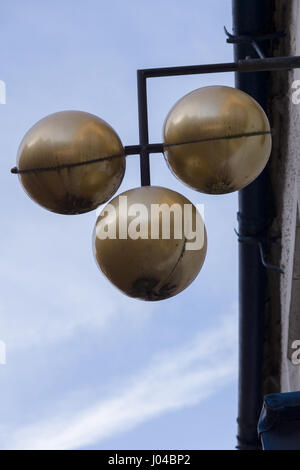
[137,71,151,186]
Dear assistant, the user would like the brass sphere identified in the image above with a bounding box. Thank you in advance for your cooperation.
[163,85,272,194]
[93,186,207,301]
[17,111,125,214]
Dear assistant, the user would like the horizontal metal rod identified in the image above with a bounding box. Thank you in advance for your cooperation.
[139,56,300,78]
[124,143,164,155]
[11,131,274,174]
[126,131,272,155]
[10,146,165,175]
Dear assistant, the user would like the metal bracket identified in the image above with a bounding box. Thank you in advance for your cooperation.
[136,44,299,186]
[234,229,284,273]
[224,26,286,59]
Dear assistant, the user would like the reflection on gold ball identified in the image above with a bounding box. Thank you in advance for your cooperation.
[163,85,272,194]
[93,186,207,301]
[17,111,125,214]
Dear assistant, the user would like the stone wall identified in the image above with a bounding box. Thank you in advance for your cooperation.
[267,0,300,392]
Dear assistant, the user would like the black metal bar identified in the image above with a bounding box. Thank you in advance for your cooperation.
[124,143,164,155]
[232,0,274,450]
[138,56,300,78]
[137,71,151,186]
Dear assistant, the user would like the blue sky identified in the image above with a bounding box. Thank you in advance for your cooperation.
[0,0,238,449]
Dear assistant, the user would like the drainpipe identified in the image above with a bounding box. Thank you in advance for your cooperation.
[232,0,275,450]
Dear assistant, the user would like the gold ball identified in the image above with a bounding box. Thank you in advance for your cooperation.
[93,186,207,301]
[17,111,125,214]
[163,85,272,194]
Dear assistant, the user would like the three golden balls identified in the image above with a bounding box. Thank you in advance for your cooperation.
[14,86,272,300]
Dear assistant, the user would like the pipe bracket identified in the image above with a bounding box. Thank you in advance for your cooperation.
[234,229,284,274]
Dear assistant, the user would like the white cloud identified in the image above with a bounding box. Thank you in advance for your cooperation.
[7,313,237,450]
